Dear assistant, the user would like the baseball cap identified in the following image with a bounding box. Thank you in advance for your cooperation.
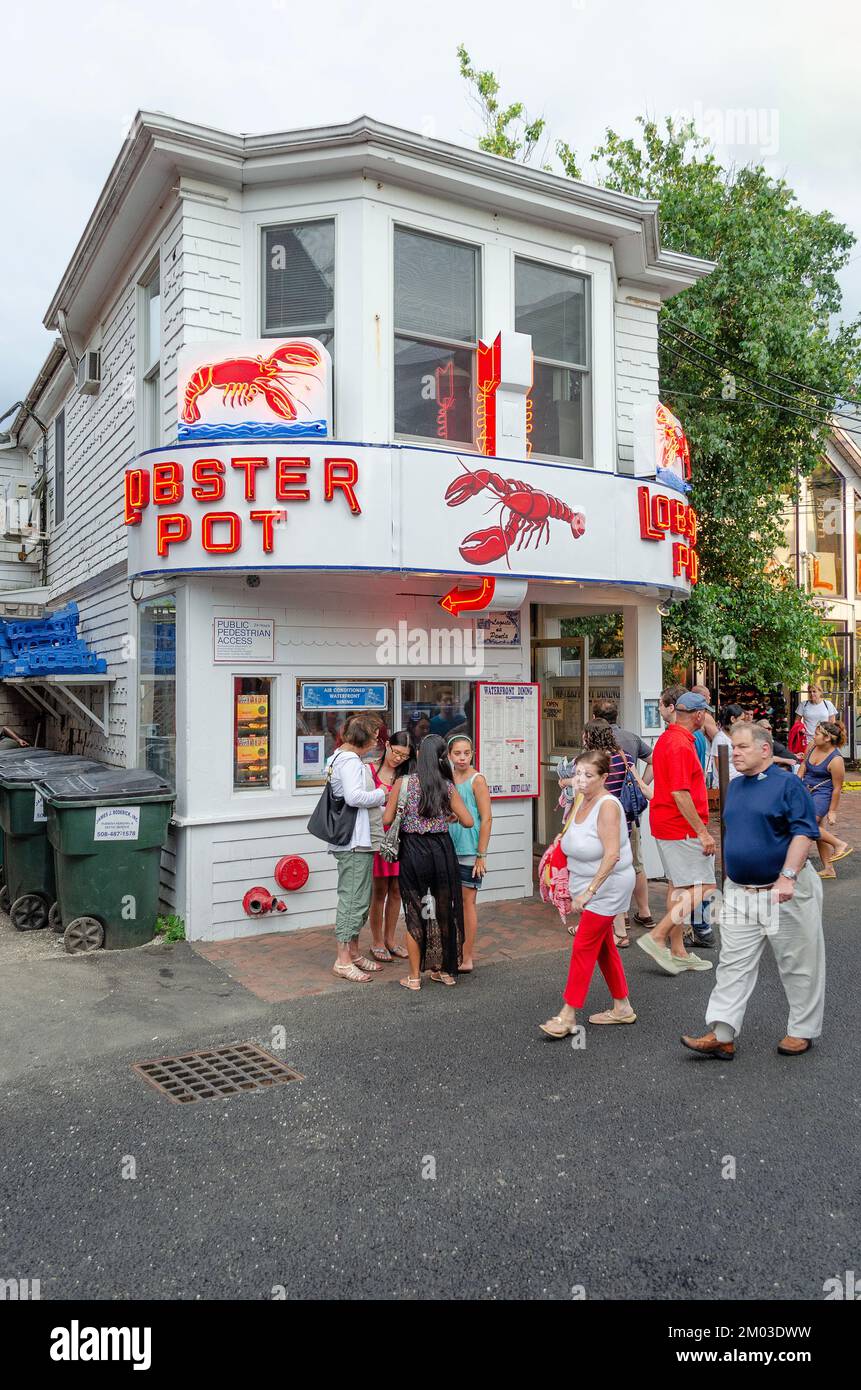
[676,691,713,712]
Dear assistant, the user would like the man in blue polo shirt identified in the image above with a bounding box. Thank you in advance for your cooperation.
[681,721,824,1061]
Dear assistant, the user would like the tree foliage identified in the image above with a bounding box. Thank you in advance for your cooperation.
[457,56,861,687]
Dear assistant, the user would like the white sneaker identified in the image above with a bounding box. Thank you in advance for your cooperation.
[680,952,713,972]
[636,933,681,976]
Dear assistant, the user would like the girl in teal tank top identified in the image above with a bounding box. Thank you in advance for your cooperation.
[447,735,492,972]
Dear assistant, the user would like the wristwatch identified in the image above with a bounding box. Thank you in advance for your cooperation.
[779,867,798,881]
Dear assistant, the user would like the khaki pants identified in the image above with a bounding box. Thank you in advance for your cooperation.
[706,863,825,1040]
[333,850,374,944]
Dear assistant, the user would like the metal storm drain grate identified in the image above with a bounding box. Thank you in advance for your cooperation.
[133,1043,303,1104]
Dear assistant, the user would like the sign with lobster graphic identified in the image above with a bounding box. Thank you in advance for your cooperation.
[176,338,331,443]
[633,398,692,495]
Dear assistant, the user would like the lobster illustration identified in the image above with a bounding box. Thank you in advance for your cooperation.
[445,463,586,567]
[181,342,322,424]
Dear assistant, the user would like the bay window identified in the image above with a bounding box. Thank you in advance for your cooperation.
[515,258,591,463]
[394,227,479,446]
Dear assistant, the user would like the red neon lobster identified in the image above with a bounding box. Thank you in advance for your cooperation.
[182,342,322,424]
[445,463,586,567]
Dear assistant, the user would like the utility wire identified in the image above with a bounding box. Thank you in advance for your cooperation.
[660,329,861,430]
[660,340,861,439]
[662,315,861,410]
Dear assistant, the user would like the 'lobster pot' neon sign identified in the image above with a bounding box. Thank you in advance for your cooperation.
[637,486,699,584]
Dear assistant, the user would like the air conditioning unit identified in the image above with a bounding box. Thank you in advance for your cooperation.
[76,350,101,395]
[3,494,38,540]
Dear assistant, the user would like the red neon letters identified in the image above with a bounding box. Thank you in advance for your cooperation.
[637,485,699,584]
[126,454,362,559]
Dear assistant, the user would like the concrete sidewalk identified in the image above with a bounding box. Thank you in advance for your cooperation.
[192,789,861,1003]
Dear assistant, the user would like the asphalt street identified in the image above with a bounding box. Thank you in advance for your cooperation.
[1,864,858,1302]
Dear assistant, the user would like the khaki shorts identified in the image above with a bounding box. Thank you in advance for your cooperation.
[629,822,644,876]
[656,836,716,887]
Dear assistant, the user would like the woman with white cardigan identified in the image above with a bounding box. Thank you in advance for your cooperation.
[327,714,388,983]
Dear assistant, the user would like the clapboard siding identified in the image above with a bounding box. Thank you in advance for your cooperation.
[615,297,660,475]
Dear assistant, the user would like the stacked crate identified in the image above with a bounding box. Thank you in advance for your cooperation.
[0,603,108,678]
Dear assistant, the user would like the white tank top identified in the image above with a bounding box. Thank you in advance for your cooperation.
[561,794,635,916]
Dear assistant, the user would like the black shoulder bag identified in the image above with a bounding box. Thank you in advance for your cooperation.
[306,753,359,846]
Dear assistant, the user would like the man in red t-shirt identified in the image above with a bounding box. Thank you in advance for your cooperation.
[638,691,716,976]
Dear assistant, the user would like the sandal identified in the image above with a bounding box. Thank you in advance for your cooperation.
[588,1007,637,1025]
[399,976,421,991]
[333,961,371,983]
[831,845,854,864]
[352,955,383,972]
[384,942,409,958]
[632,913,655,927]
[369,946,393,963]
[817,868,837,879]
[539,1013,577,1038]
[614,933,631,949]
[428,971,457,987]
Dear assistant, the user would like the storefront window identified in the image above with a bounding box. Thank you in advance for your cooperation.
[515,259,591,464]
[773,486,798,579]
[234,677,273,789]
[401,680,475,745]
[806,462,844,597]
[138,595,176,785]
[394,227,479,446]
[262,219,335,359]
[295,679,394,787]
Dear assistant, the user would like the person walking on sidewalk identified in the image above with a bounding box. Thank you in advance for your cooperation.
[328,715,389,983]
[592,698,655,929]
[681,721,825,1060]
[637,691,715,975]
[540,750,637,1037]
[799,720,851,878]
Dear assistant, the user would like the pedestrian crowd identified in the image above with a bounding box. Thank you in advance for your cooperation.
[311,680,850,1062]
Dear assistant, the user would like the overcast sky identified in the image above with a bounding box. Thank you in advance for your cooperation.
[1,0,859,415]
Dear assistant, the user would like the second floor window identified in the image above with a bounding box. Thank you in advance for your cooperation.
[54,411,65,526]
[807,462,844,598]
[263,220,335,358]
[515,259,591,464]
[141,266,161,450]
[394,227,479,446]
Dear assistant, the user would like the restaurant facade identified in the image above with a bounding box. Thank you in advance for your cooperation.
[6,113,713,940]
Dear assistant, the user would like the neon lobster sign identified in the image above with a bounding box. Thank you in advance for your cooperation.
[638,486,699,584]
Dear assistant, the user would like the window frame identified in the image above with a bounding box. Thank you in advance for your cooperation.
[233,674,275,791]
[137,591,177,786]
[260,215,336,345]
[139,260,162,452]
[53,410,65,527]
[393,223,482,451]
[293,675,395,792]
[514,254,593,467]
[806,461,845,600]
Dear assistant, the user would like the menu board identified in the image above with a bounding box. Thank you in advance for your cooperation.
[234,690,270,787]
[475,682,540,799]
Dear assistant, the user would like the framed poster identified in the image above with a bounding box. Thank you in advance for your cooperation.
[214,617,274,663]
[475,681,540,799]
[641,693,662,736]
[234,679,272,787]
[297,735,325,779]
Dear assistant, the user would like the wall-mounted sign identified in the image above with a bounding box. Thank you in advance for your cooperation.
[94,806,141,841]
[641,694,662,735]
[234,686,271,787]
[213,617,275,663]
[177,338,332,443]
[125,442,696,595]
[637,485,699,584]
[475,682,540,799]
[300,683,388,711]
[543,699,564,721]
[634,398,692,495]
[476,610,522,646]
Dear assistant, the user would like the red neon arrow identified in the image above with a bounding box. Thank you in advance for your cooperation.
[439,577,496,616]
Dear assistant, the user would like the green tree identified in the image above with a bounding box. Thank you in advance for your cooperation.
[457,56,861,687]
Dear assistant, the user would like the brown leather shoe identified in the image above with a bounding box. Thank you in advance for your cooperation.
[777,1035,814,1056]
[680,1030,735,1060]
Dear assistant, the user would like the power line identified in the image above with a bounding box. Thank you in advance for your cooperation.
[660,329,861,430]
[662,315,861,410]
[660,340,861,439]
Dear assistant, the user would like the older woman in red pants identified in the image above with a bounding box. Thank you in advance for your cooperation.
[540,749,637,1037]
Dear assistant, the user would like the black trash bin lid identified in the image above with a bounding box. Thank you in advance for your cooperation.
[0,755,104,785]
[38,765,174,802]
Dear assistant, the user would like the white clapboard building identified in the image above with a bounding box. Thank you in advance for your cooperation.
[4,113,713,939]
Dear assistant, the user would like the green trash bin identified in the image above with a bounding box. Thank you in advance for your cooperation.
[0,748,58,894]
[0,755,104,931]
[38,766,175,954]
